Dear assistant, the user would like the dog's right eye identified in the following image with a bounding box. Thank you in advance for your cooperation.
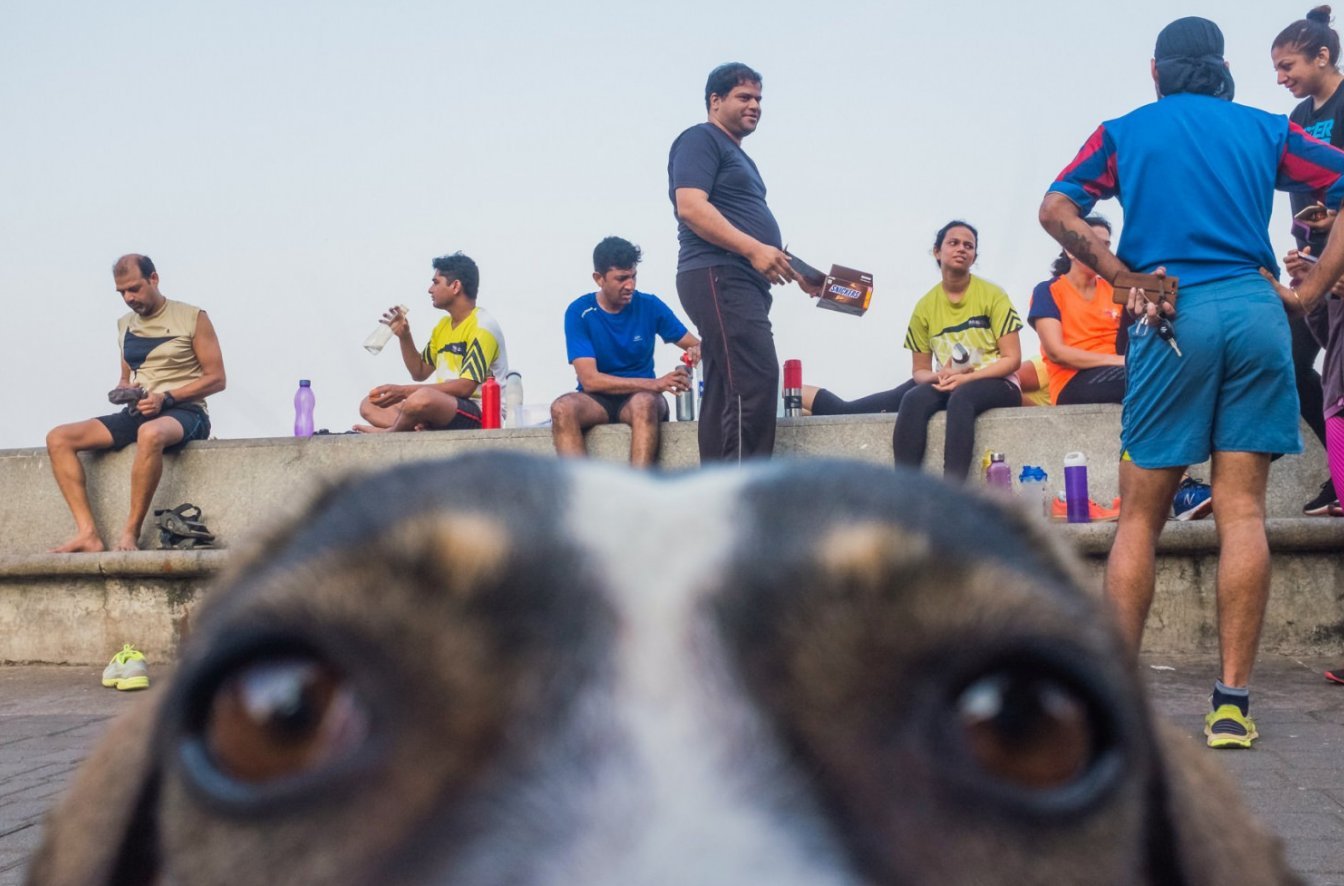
[203,657,369,784]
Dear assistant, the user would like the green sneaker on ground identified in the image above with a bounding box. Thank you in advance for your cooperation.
[1204,703,1257,749]
[100,644,150,691]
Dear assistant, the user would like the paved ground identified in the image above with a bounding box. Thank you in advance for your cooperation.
[1,654,1341,884]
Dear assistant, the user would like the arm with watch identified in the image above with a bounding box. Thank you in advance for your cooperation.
[133,310,228,418]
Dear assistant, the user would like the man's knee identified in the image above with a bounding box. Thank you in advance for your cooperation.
[623,393,661,425]
[402,388,450,418]
[136,421,180,452]
[47,420,108,454]
[551,394,583,426]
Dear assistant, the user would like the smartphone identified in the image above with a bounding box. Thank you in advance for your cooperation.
[1295,203,1328,222]
[1300,252,1319,264]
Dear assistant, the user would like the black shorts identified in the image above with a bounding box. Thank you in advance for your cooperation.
[95,404,211,452]
[441,397,483,431]
[583,391,670,425]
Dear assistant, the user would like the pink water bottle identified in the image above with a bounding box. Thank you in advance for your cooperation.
[783,359,803,416]
[986,452,1012,491]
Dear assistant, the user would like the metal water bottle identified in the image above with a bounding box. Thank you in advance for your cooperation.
[1064,451,1090,523]
[675,353,696,421]
[293,379,315,437]
[480,376,501,429]
[783,359,803,416]
[504,371,523,428]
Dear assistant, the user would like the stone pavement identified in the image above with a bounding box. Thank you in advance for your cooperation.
[0,655,1341,885]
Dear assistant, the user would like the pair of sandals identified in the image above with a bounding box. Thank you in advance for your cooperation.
[153,503,216,550]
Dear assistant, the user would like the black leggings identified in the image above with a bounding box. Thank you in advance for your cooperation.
[892,378,1020,481]
[1290,307,1327,447]
[811,379,916,415]
[1056,365,1126,405]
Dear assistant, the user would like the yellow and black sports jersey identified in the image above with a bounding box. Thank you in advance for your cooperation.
[420,306,510,400]
[904,276,1021,373]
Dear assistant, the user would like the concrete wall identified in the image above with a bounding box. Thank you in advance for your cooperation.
[2,405,1329,552]
[2,407,1339,664]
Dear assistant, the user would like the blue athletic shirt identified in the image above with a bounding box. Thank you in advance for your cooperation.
[1050,93,1344,287]
[668,122,782,284]
[564,291,689,388]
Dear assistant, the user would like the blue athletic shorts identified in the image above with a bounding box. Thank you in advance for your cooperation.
[1121,273,1300,469]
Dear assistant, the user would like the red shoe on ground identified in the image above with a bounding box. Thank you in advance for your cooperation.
[1050,495,1121,523]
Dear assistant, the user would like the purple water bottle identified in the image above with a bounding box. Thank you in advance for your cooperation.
[986,452,1012,491]
[1064,451,1089,523]
[294,379,315,437]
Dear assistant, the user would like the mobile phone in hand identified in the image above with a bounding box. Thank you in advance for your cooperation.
[1295,203,1328,222]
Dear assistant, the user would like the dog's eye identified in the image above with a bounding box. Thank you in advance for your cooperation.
[205,657,368,783]
[956,672,1093,790]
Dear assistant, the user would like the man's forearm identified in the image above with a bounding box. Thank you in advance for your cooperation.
[581,374,661,396]
[399,336,429,379]
[1039,194,1126,282]
[677,195,764,260]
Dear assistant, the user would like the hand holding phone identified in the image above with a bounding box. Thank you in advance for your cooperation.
[1295,203,1328,222]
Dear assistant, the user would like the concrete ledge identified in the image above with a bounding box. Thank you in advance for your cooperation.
[3,519,1341,665]
[2,407,1337,663]
[1,406,1329,553]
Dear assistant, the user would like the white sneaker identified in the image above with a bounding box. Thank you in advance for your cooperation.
[101,644,150,691]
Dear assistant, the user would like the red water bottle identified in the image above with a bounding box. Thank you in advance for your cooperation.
[480,376,501,429]
[783,359,803,416]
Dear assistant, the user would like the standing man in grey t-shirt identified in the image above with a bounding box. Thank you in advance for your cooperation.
[668,62,818,462]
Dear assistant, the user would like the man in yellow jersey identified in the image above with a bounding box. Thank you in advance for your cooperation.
[46,255,226,552]
[356,252,510,433]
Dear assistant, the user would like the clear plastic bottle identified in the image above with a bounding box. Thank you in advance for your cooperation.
[363,305,408,354]
[1019,465,1049,519]
[504,371,523,428]
[293,380,315,437]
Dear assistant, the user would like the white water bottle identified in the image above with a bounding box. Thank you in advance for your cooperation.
[363,305,408,354]
[504,371,524,428]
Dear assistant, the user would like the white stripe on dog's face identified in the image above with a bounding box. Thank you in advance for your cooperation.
[544,465,858,886]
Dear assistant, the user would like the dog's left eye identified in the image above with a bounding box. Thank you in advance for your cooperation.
[956,671,1094,790]
[204,657,368,783]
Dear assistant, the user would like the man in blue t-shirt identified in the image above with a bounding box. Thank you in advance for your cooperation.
[667,62,820,463]
[551,236,700,468]
[1040,16,1344,750]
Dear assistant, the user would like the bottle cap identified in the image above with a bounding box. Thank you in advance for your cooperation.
[990,452,1005,463]
[783,359,802,388]
[1019,465,1047,482]
[299,379,311,387]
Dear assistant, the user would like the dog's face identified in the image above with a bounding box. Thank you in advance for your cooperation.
[30,454,1297,885]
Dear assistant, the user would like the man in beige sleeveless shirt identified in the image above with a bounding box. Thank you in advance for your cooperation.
[46,255,226,552]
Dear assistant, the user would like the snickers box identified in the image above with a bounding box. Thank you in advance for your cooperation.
[817,264,874,316]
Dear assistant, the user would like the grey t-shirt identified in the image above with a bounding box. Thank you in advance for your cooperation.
[668,122,782,284]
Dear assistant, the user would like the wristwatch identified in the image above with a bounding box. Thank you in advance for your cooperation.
[161,392,177,410]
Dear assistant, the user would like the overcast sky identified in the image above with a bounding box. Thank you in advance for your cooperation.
[0,0,1311,448]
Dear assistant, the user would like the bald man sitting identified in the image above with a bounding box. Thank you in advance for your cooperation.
[45,255,226,552]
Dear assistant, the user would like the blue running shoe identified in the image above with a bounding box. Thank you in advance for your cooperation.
[1172,477,1212,521]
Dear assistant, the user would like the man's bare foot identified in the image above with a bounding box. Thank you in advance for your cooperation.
[49,531,107,553]
[111,531,142,552]
[353,424,391,434]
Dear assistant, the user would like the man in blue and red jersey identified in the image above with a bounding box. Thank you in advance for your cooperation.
[1039,16,1344,749]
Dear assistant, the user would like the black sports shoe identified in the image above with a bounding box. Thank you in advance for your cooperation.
[1303,479,1338,516]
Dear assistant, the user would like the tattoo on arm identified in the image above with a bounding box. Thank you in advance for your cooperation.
[1058,228,1106,279]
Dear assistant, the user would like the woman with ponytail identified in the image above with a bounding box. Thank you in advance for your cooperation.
[1274,6,1344,516]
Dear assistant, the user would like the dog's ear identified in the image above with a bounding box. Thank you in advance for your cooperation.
[26,692,164,886]
[1145,721,1301,885]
